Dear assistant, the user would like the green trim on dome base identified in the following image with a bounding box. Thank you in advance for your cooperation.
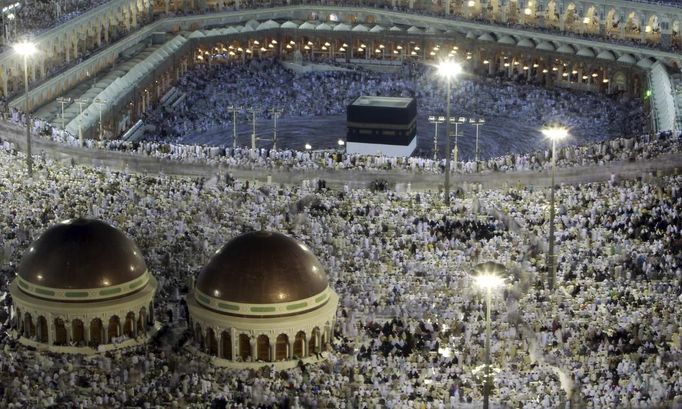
[193,286,332,317]
[16,271,151,302]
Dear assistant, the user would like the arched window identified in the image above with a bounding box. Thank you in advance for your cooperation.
[239,334,251,361]
[206,328,218,356]
[221,331,232,359]
[195,324,204,349]
[108,315,121,341]
[124,312,136,338]
[257,334,270,361]
[54,318,67,345]
[137,307,146,334]
[309,327,320,355]
[90,318,103,346]
[24,313,35,338]
[37,316,48,343]
[275,334,288,361]
[72,319,85,345]
[294,331,306,358]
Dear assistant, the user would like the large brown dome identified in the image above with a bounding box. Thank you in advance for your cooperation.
[196,231,328,305]
[18,218,147,290]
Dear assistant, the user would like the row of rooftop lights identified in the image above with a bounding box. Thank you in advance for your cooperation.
[196,40,610,83]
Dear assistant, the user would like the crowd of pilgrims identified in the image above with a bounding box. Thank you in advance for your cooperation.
[0,127,680,408]
[17,58,674,176]
[141,59,643,146]
[20,108,681,176]
[7,0,108,40]
[7,0,679,54]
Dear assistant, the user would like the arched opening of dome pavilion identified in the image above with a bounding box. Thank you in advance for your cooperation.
[54,318,68,345]
[257,334,270,362]
[294,331,306,359]
[221,331,232,360]
[239,334,251,361]
[275,333,288,361]
[90,318,104,346]
[72,319,85,345]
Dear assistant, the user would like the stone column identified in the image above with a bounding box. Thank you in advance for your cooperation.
[249,337,256,360]
[660,18,672,49]
[47,320,55,345]
[84,322,91,343]
[269,340,276,362]
[62,319,70,345]
[132,314,138,338]
[288,338,295,359]
[231,328,237,360]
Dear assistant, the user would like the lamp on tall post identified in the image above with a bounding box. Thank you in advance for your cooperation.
[247,107,259,150]
[14,40,37,177]
[428,115,445,160]
[74,98,89,147]
[268,107,282,151]
[541,126,568,290]
[469,118,485,162]
[56,96,71,130]
[451,116,466,167]
[227,105,241,149]
[94,97,108,140]
[473,261,507,409]
[436,59,462,205]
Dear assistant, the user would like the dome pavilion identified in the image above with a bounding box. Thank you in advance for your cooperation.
[187,231,338,368]
[9,218,158,352]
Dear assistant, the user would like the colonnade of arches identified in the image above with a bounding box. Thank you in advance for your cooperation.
[4,0,677,103]
[0,0,153,98]
[14,304,155,348]
[428,0,679,48]
[193,33,636,96]
[192,324,331,362]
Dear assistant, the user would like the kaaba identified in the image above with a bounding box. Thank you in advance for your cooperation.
[346,96,417,157]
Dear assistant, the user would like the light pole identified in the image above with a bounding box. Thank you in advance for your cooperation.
[451,116,466,168]
[227,105,241,149]
[6,13,15,42]
[247,107,258,150]
[469,118,485,162]
[436,59,462,205]
[14,40,37,177]
[337,138,345,153]
[542,126,568,291]
[56,97,71,130]
[474,261,506,409]
[268,107,282,150]
[74,98,89,147]
[94,97,108,140]
[428,115,445,160]
[3,4,20,44]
